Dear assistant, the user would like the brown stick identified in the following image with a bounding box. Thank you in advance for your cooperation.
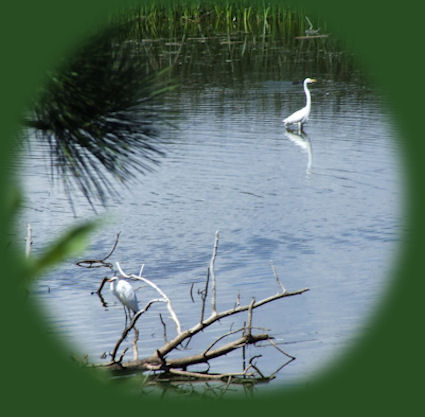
[203,327,245,355]
[247,298,255,336]
[200,266,210,323]
[145,333,271,370]
[77,232,121,269]
[295,34,329,39]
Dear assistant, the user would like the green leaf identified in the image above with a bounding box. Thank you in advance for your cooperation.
[25,220,99,283]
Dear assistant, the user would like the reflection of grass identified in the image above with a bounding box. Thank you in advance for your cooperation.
[114,1,358,83]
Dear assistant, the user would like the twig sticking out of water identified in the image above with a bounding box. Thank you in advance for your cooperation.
[210,230,219,316]
[270,260,286,293]
[25,224,32,258]
[78,232,121,269]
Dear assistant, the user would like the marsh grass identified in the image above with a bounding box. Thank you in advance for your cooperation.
[115,1,325,41]
[111,1,357,83]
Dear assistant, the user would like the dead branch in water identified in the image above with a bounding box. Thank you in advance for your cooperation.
[77,232,121,269]
[97,231,309,384]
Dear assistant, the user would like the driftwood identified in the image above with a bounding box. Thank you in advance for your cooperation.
[77,232,121,269]
[296,16,329,39]
[96,232,309,383]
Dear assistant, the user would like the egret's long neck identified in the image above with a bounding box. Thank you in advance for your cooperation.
[304,81,311,110]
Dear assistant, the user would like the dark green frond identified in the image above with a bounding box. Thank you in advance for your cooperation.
[24,23,173,207]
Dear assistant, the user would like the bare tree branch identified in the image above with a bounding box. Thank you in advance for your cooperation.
[189,282,195,303]
[200,266,210,323]
[247,298,255,336]
[203,327,245,355]
[151,333,271,370]
[98,231,310,385]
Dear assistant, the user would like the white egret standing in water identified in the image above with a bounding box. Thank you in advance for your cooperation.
[283,78,317,131]
[108,277,139,325]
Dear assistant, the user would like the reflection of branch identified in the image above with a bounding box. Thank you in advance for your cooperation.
[210,231,219,316]
[77,232,121,269]
[159,313,168,343]
[267,339,296,378]
[91,276,108,308]
[94,281,109,307]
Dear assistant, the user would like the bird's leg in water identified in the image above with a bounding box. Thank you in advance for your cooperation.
[123,306,129,328]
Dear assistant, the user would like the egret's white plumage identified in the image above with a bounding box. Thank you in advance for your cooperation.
[283,78,317,130]
[108,277,139,314]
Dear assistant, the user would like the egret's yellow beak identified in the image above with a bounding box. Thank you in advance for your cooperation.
[311,79,317,83]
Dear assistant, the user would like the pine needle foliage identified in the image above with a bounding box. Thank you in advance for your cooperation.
[25,24,172,208]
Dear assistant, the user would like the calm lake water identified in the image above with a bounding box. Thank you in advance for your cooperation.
[19,34,402,392]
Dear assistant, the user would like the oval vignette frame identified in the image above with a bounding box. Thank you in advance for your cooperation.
[1,0,423,414]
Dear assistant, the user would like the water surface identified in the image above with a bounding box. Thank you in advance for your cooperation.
[19,36,402,390]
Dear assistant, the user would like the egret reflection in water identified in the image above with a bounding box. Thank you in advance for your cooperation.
[284,129,313,176]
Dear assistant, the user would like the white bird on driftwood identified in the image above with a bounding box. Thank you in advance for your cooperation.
[108,277,139,320]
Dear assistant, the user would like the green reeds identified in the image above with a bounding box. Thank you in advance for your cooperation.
[109,1,355,84]
[115,1,312,40]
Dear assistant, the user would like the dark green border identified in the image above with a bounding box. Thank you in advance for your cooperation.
[1,0,423,414]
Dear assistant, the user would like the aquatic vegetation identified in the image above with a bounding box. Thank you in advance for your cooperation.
[114,1,358,83]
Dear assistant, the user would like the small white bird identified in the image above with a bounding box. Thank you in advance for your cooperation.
[283,78,317,131]
[108,277,139,316]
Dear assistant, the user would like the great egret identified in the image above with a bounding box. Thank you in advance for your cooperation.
[108,277,139,320]
[283,78,317,131]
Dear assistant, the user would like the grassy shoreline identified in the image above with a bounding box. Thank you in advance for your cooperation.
[107,1,358,82]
